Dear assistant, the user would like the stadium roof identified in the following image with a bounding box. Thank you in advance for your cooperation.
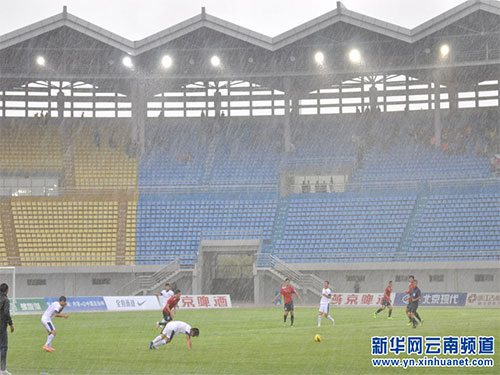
[0,0,499,55]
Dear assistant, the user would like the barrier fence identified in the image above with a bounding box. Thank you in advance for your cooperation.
[14,294,232,314]
[13,292,499,314]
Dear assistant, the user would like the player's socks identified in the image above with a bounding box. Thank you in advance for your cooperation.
[154,339,167,348]
[45,334,54,348]
[327,315,335,326]
[318,316,322,326]
[415,312,422,322]
[375,308,383,314]
[290,315,294,326]
[283,315,287,323]
[152,335,163,344]
[388,309,393,317]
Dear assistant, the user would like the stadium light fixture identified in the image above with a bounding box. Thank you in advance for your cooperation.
[314,51,325,66]
[36,56,46,66]
[122,56,133,69]
[161,55,173,69]
[211,55,221,67]
[349,49,361,64]
[440,44,450,58]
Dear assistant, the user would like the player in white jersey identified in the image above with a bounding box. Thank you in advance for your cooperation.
[41,296,68,352]
[318,281,335,327]
[149,321,199,350]
[155,283,175,328]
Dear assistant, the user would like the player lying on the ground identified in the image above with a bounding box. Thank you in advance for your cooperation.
[373,280,393,319]
[318,281,335,327]
[150,321,199,350]
[156,289,181,328]
[41,296,68,352]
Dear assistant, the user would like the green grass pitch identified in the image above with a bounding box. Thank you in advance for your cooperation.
[7,307,500,374]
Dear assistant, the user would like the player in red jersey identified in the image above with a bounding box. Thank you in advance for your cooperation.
[405,276,423,325]
[158,289,181,328]
[373,281,393,319]
[271,278,302,327]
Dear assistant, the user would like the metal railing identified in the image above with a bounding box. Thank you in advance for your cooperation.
[139,183,278,194]
[290,177,500,195]
[115,258,181,296]
[258,254,323,296]
[2,254,176,266]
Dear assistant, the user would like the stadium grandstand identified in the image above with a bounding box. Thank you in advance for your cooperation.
[0,0,498,302]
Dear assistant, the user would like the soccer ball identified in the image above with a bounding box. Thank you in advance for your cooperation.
[314,334,322,342]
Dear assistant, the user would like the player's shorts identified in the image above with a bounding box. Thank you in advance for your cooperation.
[381,300,391,307]
[161,324,176,340]
[41,319,55,333]
[162,310,173,322]
[408,302,419,313]
[284,301,294,312]
[319,302,330,314]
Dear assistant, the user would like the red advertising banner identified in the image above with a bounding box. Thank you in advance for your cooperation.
[329,293,392,307]
[177,294,232,309]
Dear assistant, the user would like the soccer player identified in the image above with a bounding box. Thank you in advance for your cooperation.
[41,296,68,352]
[155,283,174,328]
[157,289,181,328]
[408,280,422,328]
[155,283,174,306]
[373,281,393,319]
[271,278,302,327]
[405,275,423,325]
[149,320,199,350]
[318,281,335,327]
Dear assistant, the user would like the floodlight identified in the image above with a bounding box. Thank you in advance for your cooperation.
[122,56,133,69]
[349,49,361,64]
[211,55,221,67]
[314,51,325,65]
[161,55,173,69]
[36,56,46,66]
[440,44,450,58]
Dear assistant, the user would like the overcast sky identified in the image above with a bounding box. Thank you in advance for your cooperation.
[0,0,468,40]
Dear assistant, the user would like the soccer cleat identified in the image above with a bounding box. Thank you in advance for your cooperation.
[387,317,393,320]
[420,319,424,325]
[318,324,321,327]
[0,370,12,375]
[50,347,56,351]
[43,345,52,352]
[332,320,335,327]
[373,312,377,318]
[149,341,154,350]
[407,322,412,326]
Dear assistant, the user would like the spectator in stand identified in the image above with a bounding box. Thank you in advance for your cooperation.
[314,179,320,193]
[301,179,308,194]
[491,154,500,176]
[442,142,448,154]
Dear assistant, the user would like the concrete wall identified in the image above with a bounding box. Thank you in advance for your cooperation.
[8,261,499,299]
[296,261,500,294]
